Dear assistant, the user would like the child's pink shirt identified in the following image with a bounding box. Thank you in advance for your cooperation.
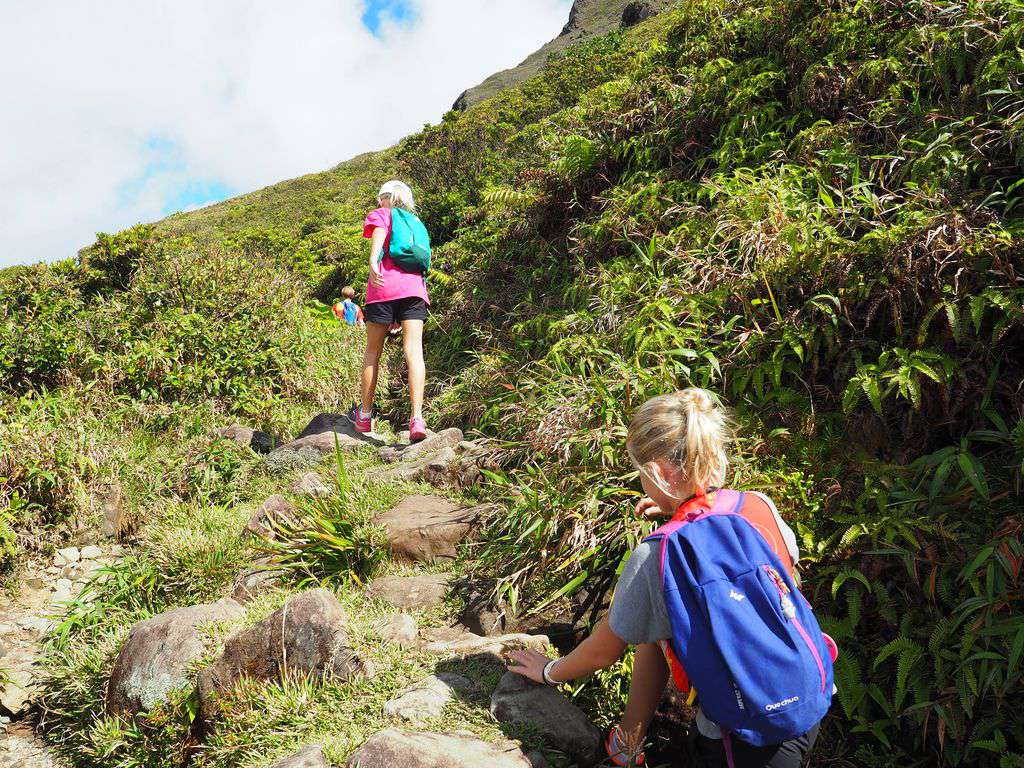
[363,207,430,305]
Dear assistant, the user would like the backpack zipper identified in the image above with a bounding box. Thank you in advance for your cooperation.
[763,566,826,693]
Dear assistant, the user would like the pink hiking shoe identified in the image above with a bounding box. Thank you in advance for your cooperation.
[347,404,372,434]
[409,416,428,442]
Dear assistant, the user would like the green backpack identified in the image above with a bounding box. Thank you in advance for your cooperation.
[387,208,431,274]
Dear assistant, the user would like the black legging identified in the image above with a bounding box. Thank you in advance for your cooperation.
[692,723,820,768]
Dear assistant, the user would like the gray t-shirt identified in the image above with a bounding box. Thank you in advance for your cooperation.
[607,492,799,739]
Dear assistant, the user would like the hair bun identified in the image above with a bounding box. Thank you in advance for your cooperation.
[680,387,714,414]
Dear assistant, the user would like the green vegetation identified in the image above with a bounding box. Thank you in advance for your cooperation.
[2,0,1022,765]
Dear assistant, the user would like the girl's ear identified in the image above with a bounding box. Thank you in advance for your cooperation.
[644,460,680,499]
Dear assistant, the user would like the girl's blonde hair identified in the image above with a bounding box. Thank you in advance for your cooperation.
[626,388,732,491]
[378,180,416,212]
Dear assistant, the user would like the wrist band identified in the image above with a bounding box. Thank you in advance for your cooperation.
[542,658,561,686]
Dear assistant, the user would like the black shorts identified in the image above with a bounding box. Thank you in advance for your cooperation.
[363,297,428,325]
[692,723,820,768]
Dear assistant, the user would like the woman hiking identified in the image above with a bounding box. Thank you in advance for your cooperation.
[348,180,430,441]
[506,388,834,768]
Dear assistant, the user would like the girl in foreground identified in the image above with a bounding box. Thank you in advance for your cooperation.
[348,180,429,441]
[506,389,827,768]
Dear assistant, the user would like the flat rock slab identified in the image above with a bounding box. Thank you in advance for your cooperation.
[491,672,602,766]
[366,574,450,611]
[198,589,368,723]
[0,666,35,717]
[379,428,464,464]
[383,672,474,724]
[245,495,298,539]
[373,495,481,562]
[424,631,550,660]
[269,745,330,768]
[106,597,245,715]
[347,729,534,768]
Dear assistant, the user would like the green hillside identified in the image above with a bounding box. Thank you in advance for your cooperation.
[2,0,1023,766]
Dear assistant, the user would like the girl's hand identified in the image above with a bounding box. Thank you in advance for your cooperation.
[369,263,385,288]
[505,649,551,685]
[635,496,668,519]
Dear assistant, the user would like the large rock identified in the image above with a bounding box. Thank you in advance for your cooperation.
[366,574,450,611]
[490,672,602,766]
[106,598,245,715]
[215,423,278,454]
[245,495,299,539]
[269,745,330,768]
[379,428,464,464]
[373,495,482,562]
[347,729,534,768]
[198,589,367,722]
[382,673,474,724]
[270,413,386,459]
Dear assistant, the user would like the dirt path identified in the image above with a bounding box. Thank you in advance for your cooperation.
[0,545,119,766]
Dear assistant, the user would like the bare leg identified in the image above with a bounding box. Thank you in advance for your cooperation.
[618,643,669,754]
[361,322,390,414]
[401,319,425,420]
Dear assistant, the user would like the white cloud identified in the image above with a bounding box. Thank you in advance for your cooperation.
[0,0,571,267]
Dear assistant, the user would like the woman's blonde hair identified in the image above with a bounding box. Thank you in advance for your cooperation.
[378,180,416,212]
[626,388,732,491]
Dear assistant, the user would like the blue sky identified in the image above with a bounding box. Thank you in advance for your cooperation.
[0,0,572,267]
[362,0,416,36]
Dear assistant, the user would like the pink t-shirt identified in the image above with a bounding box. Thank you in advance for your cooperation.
[363,207,430,305]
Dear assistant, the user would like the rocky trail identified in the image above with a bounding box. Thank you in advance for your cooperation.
[0,415,605,768]
[1,544,120,767]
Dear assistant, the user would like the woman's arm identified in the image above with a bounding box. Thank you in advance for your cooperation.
[369,227,386,287]
[505,617,627,684]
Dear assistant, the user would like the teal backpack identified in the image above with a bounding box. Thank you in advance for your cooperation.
[387,208,431,274]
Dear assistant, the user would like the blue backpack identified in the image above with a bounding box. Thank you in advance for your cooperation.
[646,490,833,749]
[387,208,431,274]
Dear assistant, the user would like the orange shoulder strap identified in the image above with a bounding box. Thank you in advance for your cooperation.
[738,493,794,577]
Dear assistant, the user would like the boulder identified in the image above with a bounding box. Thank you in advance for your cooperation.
[269,745,330,768]
[382,673,474,724]
[621,1,655,27]
[245,495,299,539]
[198,589,367,722]
[269,413,386,459]
[490,672,602,766]
[80,544,103,560]
[231,561,285,604]
[375,613,418,648]
[373,495,481,562]
[347,729,534,768]
[379,428,464,464]
[106,597,245,715]
[366,574,450,611]
[291,472,333,498]
[215,424,278,454]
